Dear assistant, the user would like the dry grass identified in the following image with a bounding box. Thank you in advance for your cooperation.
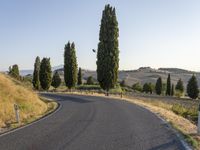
[0,73,47,128]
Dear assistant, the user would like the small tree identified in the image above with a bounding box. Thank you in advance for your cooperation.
[77,67,82,85]
[51,71,61,89]
[87,76,94,85]
[32,56,40,90]
[171,84,174,96]
[143,83,153,94]
[39,58,52,90]
[187,75,199,99]
[175,78,184,93]
[132,82,142,92]
[9,64,20,80]
[166,74,171,96]
[155,77,162,95]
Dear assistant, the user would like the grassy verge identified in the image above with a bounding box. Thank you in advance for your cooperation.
[0,73,58,133]
[3,97,58,132]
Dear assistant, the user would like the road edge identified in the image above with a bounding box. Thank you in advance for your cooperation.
[58,92,193,150]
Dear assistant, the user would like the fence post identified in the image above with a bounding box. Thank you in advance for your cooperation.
[14,104,20,124]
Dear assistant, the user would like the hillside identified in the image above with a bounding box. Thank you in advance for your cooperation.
[55,67,200,87]
[0,73,47,128]
[20,66,200,88]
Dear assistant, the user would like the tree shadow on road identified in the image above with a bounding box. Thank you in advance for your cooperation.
[41,93,93,103]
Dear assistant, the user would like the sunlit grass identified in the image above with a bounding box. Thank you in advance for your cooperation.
[0,73,47,128]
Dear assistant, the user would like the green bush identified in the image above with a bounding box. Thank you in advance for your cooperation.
[77,85,101,90]
[171,104,198,123]
[175,90,184,98]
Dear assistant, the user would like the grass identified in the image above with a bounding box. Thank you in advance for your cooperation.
[171,122,199,149]
[0,73,57,129]
[171,104,198,123]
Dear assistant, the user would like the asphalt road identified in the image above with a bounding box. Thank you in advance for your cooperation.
[0,93,186,150]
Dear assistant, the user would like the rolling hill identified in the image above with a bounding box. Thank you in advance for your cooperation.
[55,66,199,87]
[20,65,200,87]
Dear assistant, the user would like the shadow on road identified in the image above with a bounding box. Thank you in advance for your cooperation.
[40,93,93,103]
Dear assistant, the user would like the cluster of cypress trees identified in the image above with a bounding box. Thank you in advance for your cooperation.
[64,42,78,89]
[32,57,61,90]
[154,74,199,99]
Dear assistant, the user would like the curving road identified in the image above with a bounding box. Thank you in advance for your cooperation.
[0,93,186,150]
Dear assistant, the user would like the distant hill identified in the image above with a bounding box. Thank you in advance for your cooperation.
[19,65,200,88]
[19,65,64,76]
[158,68,195,74]
[54,66,200,87]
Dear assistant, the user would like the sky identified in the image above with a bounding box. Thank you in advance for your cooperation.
[1,0,200,71]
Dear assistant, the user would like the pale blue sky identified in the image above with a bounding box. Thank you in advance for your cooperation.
[1,0,200,71]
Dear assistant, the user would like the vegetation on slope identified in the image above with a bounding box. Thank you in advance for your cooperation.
[0,73,47,128]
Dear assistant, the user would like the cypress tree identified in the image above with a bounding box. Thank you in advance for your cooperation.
[77,67,82,85]
[175,78,184,93]
[187,75,199,99]
[155,77,162,95]
[64,42,78,89]
[171,84,174,96]
[32,56,40,90]
[97,4,119,93]
[39,58,52,90]
[166,74,171,96]
[51,71,61,89]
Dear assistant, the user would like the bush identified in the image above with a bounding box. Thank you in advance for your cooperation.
[132,82,142,92]
[171,104,198,123]
[175,90,184,98]
[87,76,94,85]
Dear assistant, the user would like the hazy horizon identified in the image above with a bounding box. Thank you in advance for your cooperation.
[1,0,200,71]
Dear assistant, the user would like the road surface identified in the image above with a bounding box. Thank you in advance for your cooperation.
[0,93,186,150]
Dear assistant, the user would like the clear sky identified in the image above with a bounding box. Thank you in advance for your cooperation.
[1,0,200,71]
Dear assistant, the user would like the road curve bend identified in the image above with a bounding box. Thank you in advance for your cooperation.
[0,93,186,150]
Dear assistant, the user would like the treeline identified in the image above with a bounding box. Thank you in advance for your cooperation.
[131,74,199,99]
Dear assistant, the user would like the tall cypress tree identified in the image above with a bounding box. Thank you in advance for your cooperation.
[32,56,40,90]
[175,78,184,93]
[155,77,162,95]
[97,4,119,93]
[51,71,61,89]
[171,84,174,96]
[187,75,199,99]
[166,74,171,96]
[39,58,52,90]
[64,42,78,89]
[77,67,82,85]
